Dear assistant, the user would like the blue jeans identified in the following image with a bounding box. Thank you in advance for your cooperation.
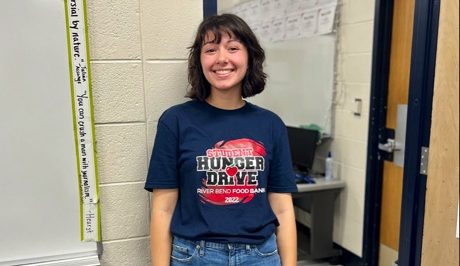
[170,234,281,266]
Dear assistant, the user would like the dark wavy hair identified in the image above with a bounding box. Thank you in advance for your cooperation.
[186,13,267,100]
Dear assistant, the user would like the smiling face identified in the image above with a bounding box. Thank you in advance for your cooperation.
[200,31,249,97]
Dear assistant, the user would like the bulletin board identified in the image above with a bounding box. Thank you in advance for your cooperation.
[0,0,99,265]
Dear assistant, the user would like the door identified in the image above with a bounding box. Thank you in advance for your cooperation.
[378,0,415,265]
[420,0,459,264]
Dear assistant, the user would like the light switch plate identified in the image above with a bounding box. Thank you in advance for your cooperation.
[353,98,362,116]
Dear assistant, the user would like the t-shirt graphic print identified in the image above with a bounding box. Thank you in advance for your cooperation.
[197,138,267,205]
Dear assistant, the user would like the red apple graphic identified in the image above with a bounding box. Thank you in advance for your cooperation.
[225,166,238,176]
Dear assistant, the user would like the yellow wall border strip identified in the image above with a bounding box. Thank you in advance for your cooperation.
[64,0,101,242]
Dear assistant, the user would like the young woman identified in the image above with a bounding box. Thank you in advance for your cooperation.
[145,14,298,266]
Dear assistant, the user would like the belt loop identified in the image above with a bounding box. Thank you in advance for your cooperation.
[246,244,251,253]
[199,240,205,256]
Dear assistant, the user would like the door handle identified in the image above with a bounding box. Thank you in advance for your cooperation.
[378,138,402,153]
[378,105,407,166]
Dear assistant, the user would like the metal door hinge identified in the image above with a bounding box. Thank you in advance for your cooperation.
[420,147,429,175]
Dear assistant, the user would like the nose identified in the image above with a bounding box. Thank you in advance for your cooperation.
[217,48,229,64]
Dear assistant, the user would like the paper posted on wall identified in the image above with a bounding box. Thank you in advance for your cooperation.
[222,0,338,43]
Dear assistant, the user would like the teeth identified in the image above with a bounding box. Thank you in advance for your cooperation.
[215,69,232,74]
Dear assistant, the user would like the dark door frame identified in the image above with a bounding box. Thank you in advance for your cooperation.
[363,0,440,265]
[203,0,217,18]
[397,0,440,265]
[362,1,394,265]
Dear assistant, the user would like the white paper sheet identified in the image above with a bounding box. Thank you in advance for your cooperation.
[228,0,337,42]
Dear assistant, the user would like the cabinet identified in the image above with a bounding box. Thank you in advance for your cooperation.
[294,179,345,260]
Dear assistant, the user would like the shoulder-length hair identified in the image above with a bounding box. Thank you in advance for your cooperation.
[186,13,267,100]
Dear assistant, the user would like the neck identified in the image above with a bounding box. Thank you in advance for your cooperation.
[206,91,245,110]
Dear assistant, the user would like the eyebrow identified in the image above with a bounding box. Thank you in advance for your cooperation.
[202,39,241,46]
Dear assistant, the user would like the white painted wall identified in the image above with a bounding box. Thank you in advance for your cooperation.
[327,0,376,256]
[86,0,202,264]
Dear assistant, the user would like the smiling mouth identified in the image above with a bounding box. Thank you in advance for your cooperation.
[213,69,234,75]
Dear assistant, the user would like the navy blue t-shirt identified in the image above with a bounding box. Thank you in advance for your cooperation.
[145,100,297,244]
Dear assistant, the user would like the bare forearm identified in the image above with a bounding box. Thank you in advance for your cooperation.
[268,193,297,266]
[150,209,173,266]
[275,207,297,266]
[149,189,178,266]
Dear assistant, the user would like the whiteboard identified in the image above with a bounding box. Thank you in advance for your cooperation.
[250,36,335,135]
[0,1,97,264]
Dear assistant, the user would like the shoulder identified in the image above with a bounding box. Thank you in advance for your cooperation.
[246,103,288,142]
[156,100,203,135]
[159,100,201,122]
[246,102,286,127]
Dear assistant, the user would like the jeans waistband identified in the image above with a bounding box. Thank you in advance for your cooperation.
[173,235,262,250]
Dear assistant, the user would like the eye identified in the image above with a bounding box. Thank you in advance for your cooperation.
[204,48,216,53]
[228,47,240,52]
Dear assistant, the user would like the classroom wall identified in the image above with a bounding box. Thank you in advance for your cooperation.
[86,1,202,265]
[316,0,375,256]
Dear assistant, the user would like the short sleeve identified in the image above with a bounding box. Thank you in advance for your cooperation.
[144,118,179,192]
[267,119,298,193]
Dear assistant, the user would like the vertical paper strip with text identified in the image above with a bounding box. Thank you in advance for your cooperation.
[64,0,101,242]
